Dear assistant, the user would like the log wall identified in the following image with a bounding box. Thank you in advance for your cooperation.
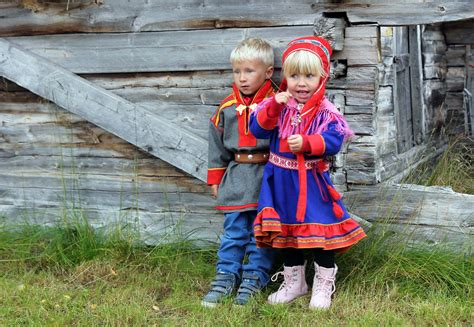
[0,1,472,245]
[443,19,474,135]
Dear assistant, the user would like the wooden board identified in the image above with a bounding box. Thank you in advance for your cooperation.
[316,2,474,26]
[0,38,208,181]
[443,19,474,45]
[0,0,327,36]
[5,26,316,74]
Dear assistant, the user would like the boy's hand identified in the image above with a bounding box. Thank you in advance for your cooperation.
[287,134,303,153]
[274,91,292,105]
[210,184,218,198]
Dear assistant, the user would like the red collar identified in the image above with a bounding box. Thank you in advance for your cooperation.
[232,80,273,107]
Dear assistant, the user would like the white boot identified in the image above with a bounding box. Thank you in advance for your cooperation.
[267,265,308,304]
[309,263,337,310]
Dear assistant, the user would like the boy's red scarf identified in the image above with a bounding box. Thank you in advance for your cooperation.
[233,80,273,147]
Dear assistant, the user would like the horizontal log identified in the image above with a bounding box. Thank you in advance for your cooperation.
[446,45,467,67]
[6,26,316,74]
[443,19,474,45]
[0,185,214,212]
[345,144,376,169]
[345,90,376,106]
[333,35,380,66]
[344,184,474,231]
[0,204,223,243]
[316,3,474,25]
[345,114,375,136]
[0,38,208,181]
[0,0,324,36]
[346,168,377,185]
[446,68,466,92]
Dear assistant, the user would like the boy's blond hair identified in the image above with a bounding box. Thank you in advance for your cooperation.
[282,50,328,78]
[230,38,274,67]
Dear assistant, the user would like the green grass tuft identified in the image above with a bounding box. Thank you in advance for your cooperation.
[0,216,472,325]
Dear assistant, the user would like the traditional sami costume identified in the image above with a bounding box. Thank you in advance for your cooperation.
[208,80,275,212]
[206,79,275,288]
[249,37,366,252]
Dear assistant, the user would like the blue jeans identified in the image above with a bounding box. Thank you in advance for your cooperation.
[216,211,274,286]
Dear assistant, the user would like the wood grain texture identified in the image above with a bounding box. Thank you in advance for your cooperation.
[0,38,208,181]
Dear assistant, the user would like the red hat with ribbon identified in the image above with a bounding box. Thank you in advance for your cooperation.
[279,36,333,117]
[282,36,332,72]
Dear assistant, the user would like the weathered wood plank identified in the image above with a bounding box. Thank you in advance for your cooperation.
[0,0,327,36]
[333,32,380,66]
[0,186,214,212]
[344,184,474,232]
[409,26,424,145]
[345,114,375,136]
[0,204,223,243]
[446,45,467,67]
[0,38,208,181]
[5,26,316,74]
[443,19,474,45]
[446,67,466,92]
[315,3,474,26]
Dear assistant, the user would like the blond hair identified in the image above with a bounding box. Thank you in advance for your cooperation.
[230,38,274,67]
[282,50,327,78]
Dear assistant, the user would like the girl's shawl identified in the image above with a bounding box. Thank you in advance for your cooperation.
[254,96,354,142]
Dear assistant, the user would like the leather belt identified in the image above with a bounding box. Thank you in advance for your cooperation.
[234,152,269,164]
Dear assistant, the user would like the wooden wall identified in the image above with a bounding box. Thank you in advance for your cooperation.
[0,0,330,241]
[443,19,474,135]
[0,1,472,244]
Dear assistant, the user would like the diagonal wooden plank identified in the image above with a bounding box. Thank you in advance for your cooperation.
[0,38,208,181]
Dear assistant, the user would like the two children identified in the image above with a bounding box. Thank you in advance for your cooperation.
[205,35,366,309]
[203,38,275,307]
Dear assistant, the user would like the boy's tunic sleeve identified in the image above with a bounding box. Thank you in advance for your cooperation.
[207,106,233,185]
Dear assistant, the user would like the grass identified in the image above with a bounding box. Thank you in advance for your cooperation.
[1,135,472,325]
[0,214,472,326]
[405,135,473,194]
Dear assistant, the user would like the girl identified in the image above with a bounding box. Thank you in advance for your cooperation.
[249,36,366,309]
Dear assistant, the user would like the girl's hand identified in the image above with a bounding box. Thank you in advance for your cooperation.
[287,134,303,153]
[210,184,218,198]
[274,91,292,105]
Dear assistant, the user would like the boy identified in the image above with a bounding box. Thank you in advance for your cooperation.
[203,38,275,307]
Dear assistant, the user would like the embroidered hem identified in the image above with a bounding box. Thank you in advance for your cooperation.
[254,208,366,252]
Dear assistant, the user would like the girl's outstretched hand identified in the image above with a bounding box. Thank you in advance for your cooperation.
[274,91,293,105]
[287,134,303,153]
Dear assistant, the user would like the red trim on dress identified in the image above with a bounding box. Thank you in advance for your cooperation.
[307,134,326,156]
[255,215,366,252]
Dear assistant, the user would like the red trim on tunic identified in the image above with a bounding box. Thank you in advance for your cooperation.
[307,134,326,156]
[233,80,274,147]
[207,168,226,185]
[215,203,258,211]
